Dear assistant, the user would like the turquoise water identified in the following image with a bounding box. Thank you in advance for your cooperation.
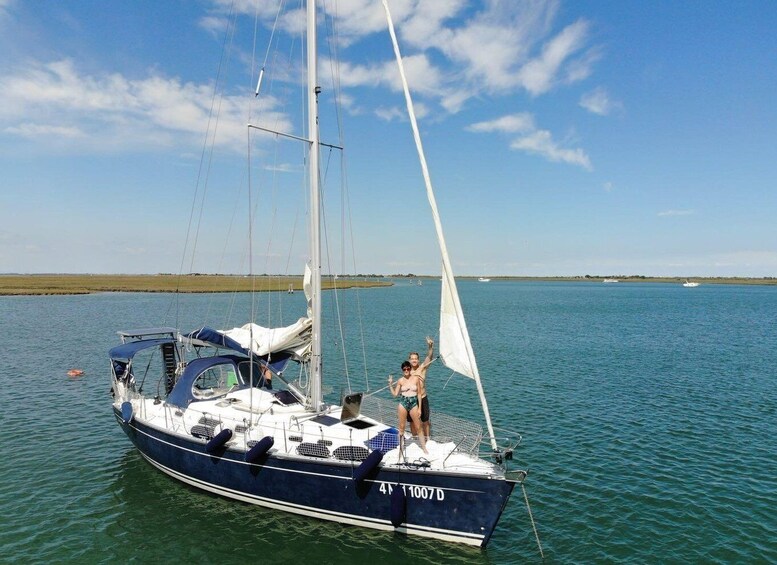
[1,281,775,563]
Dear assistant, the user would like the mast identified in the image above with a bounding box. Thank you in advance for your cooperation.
[307,0,322,411]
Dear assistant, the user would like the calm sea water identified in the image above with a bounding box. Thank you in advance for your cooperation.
[1,281,775,563]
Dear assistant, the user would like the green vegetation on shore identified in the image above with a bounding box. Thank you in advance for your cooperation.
[0,274,392,296]
[1,274,775,296]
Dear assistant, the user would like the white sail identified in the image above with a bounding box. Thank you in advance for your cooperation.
[382,1,497,449]
[440,270,476,379]
[304,262,313,318]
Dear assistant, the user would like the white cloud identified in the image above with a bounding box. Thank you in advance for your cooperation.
[468,113,535,134]
[281,1,597,114]
[206,0,289,21]
[0,58,293,153]
[438,89,472,114]
[395,0,467,47]
[510,129,592,170]
[199,15,230,36]
[333,52,445,100]
[565,46,601,84]
[375,106,405,122]
[4,123,84,138]
[325,0,416,41]
[580,86,621,116]
[263,162,303,174]
[332,51,453,120]
[603,181,613,192]
[469,112,591,170]
[405,1,597,98]
[658,209,695,217]
[517,19,592,96]
[375,102,428,122]
[1,2,603,160]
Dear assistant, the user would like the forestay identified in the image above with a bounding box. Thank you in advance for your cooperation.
[381,0,498,449]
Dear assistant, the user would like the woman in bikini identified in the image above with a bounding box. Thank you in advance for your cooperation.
[388,360,428,454]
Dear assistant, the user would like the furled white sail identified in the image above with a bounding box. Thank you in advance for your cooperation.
[383,0,497,449]
[221,318,312,359]
[304,262,313,318]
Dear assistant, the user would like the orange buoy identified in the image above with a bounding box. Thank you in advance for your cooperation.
[67,369,84,377]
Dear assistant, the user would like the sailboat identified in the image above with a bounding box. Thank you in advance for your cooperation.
[109,0,529,549]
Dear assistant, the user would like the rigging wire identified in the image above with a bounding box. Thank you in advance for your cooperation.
[245,0,287,411]
[254,0,281,330]
[239,0,298,334]
[254,0,285,99]
[188,4,240,276]
[165,0,238,328]
[317,5,349,389]
[323,0,371,391]
[319,144,351,393]
[190,0,290,333]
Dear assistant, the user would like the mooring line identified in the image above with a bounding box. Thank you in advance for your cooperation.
[521,481,544,559]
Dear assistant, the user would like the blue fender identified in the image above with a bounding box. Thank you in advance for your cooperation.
[353,449,383,482]
[246,436,274,463]
[121,401,133,424]
[206,428,233,453]
[390,484,406,527]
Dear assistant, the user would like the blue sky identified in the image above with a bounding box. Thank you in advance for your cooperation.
[1,0,776,277]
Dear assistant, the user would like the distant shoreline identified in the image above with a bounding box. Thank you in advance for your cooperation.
[454,275,777,285]
[1,273,775,296]
[0,274,392,296]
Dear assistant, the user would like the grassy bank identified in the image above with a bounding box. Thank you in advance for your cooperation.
[2,274,775,295]
[0,274,392,295]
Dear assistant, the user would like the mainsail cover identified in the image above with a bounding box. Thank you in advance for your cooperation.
[220,318,312,359]
[217,267,313,359]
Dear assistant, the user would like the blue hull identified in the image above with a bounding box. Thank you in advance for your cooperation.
[114,409,514,546]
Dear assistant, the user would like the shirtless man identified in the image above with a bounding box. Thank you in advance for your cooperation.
[408,336,434,438]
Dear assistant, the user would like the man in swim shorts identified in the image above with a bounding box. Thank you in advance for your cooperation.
[409,336,434,438]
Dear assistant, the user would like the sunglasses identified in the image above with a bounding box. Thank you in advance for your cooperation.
[402,368,411,372]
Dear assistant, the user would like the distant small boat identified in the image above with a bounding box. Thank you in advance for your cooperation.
[478,277,491,282]
[683,280,700,287]
[603,278,619,283]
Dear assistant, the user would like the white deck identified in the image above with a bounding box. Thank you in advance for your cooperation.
[116,386,499,476]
